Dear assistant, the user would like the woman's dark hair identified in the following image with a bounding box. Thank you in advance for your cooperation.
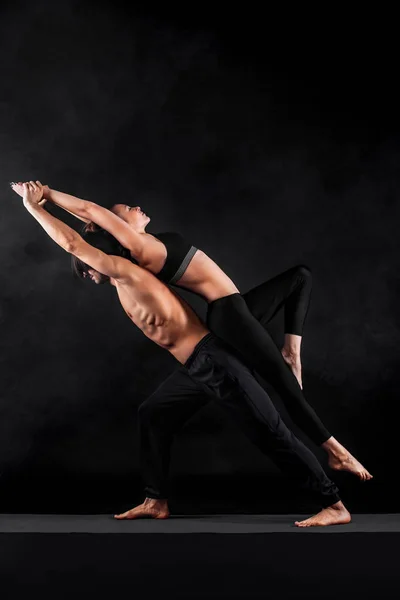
[71,224,131,281]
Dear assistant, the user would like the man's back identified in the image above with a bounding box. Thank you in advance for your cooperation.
[112,256,209,363]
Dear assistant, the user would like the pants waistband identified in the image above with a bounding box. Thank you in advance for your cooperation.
[184,332,216,368]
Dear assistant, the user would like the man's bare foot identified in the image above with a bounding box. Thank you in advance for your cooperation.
[281,348,303,389]
[114,497,170,520]
[295,501,351,528]
[322,437,373,481]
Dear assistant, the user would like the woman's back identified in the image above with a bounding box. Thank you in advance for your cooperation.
[139,231,239,303]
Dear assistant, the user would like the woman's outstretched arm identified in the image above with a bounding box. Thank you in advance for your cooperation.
[44,186,92,224]
[11,181,145,258]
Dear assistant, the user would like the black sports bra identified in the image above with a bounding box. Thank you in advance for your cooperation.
[151,232,198,284]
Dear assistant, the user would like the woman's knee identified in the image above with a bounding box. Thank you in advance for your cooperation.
[294,264,312,280]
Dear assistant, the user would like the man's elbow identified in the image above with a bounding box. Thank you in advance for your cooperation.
[64,236,80,254]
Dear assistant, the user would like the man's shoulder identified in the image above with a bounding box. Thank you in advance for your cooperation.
[114,255,155,282]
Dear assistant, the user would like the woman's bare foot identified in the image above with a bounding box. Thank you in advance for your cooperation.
[295,501,351,528]
[328,453,373,481]
[281,348,303,389]
[322,437,373,481]
[114,497,170,520]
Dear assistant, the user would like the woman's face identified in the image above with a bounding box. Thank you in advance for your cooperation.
[111,204,151,230]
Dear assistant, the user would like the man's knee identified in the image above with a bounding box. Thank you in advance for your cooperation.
[138,397,161,425]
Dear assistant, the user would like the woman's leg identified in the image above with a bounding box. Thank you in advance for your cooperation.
[241,266,372,480]
[207,294,372,480]
[242,264,313,388]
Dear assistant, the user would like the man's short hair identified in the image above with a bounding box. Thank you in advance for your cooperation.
[71,227,131,280]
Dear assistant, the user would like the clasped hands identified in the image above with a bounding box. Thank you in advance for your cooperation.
[11,180,48,208]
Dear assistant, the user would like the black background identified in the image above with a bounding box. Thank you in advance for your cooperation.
[0,1,399,514]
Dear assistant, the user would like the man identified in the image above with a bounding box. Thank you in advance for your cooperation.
[14,180,351,527]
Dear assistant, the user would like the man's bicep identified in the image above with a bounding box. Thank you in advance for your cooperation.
[72,239,120,278]
[88,204,143,255]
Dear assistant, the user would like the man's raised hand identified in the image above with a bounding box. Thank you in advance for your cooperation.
[11,180,47,206]
[21,181,45,209]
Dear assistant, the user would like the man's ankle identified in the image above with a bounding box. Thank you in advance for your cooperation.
[145,497,167,505]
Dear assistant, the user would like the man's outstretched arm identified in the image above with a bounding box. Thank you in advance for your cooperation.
[20,182,124,279]
[11,181,144,257]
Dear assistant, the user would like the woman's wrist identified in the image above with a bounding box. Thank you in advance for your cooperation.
[42,184,51,200]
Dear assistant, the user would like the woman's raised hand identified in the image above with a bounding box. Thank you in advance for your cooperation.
[11,180,47,206]
[19,181,45,208]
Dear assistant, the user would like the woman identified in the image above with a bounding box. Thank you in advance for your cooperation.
[11,181,372,480]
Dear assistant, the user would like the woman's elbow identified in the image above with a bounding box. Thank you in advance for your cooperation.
[82,201,96,220]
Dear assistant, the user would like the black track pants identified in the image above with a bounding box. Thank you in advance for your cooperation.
[139,333,340,507]
[206,265,331,446]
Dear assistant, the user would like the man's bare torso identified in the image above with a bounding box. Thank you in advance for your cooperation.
[112,257,209,363]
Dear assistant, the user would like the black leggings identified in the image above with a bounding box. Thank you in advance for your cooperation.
[206,265,331,446]
[139,333,340,507]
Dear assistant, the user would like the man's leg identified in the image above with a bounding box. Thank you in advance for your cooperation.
[186,335,351,526]
[115,366,209,520]
[242,265,312,388]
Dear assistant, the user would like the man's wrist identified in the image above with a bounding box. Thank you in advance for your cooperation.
[23,200,44,213]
